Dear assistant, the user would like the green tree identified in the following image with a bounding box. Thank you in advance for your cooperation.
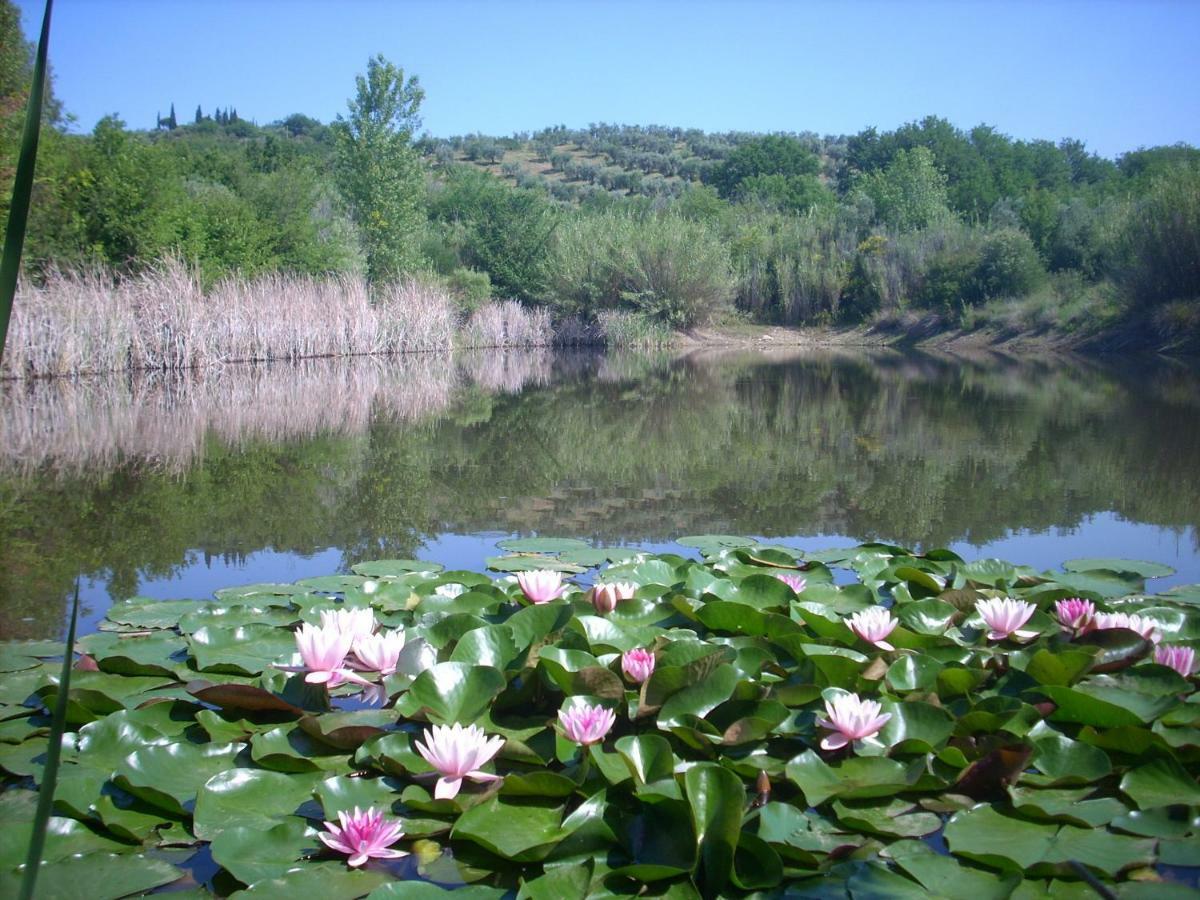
[705,134,821,206]
[856,146,953,232]
[168,102,177,130]
[428,166,557,301]
[75,116,186,267]
[332,54,425,282]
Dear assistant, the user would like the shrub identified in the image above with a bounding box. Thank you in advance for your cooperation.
[444,267,492,314]
[1116,163,1200,307]
[547,210,735,327]
[974,228,1045,300]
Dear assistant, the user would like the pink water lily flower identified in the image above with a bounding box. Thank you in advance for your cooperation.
[846,607,899,651]
[515,570,566,604]
[1155,644,1196,677]
[1094,611,1160,643]
[351,628,406,676]
[320,607,378,642]
[1055,598,1096,633]
[415,723,506,800]
[590,582,637,614]
[775,572,807,594]
[280,622,354,684]
[621,648,656,683]
[558,702,617,745]
[319,806,407,867]
[976,597,1039,641]
[815,693,891,751]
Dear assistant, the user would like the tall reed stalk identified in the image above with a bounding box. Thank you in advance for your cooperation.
[0,0,53,362]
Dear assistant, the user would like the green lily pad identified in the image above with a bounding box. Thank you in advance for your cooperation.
[192,767,322,840]
[114,740,244,814]
[227,861,392,899]
[1120,757,1200,809]
[210,818,318,886]
[400,662,506,724]
[451,795,565,861]
[0,852,183,900]
[1063,558,1175,579]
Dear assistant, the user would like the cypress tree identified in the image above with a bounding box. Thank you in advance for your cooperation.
[195,104,202,124]
[168,102,177,130]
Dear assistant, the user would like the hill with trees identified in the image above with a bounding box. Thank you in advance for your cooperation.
[2,0,1198,353]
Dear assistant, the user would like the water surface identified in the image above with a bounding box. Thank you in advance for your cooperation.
[2,347,1197,639]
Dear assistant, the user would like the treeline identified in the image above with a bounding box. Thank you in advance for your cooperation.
[1,0,1197,339]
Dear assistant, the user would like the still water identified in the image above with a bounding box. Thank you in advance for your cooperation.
[2,347,1197,639]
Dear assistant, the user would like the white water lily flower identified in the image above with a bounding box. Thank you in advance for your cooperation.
[976,597,1038,641]
[415,723,506,800]
[515,570,566,604]
[351,628,406,676]
[815,693,891,751]
[320,607,378,642]
[846,606,899,650]
[282,622,353,684]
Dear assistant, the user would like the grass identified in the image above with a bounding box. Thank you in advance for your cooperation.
[2,262,566,379]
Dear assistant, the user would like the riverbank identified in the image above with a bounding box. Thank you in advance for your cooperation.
[675,303,1200,356]
[4,263,1197,380]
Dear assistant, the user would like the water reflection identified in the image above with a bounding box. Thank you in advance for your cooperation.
[2,348,1197,638]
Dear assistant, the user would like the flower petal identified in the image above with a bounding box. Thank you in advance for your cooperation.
[820,732,849,750]
[434,776,463,800]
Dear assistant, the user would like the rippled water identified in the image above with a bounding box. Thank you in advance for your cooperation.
[2,346,1197,639]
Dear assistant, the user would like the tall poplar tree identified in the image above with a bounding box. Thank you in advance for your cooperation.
[332,54,425,282]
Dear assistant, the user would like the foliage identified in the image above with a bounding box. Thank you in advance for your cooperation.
[332,54,426,282]
[1114,163,1200,307]
[547,209,735,326]
[1,541,1197,896]
[428,167,558,302]
[855,147,952,232]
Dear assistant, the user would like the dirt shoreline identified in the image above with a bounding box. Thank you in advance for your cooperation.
[673,316,1197,356]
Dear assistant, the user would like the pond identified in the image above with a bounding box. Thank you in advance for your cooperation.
[1,345,1198,641]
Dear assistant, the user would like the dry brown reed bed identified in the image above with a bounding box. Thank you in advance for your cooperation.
[0,351,555,475]
[2,263,561,380]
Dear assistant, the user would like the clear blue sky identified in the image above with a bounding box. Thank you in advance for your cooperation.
[14,0,1200,158]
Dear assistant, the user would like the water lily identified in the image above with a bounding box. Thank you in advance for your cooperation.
[351,628,406,676]
[1094,611,1160,643]
[362,580,379,595]
[558,701,616,746]
[621,647,655,683]
[775,572,807,593]
[590,581,637,614]
[284,622,353,684]
[1155,644,1195,677]
[319,806,407,867]
[320,607,378,642]
[515,569,566,604]
[415,723,506,800]
[1055,597,1096,633]
[815,693,891,751]
[976,597,1038,641]
[846,606,898,650]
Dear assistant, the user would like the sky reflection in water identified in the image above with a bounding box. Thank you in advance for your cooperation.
[1,347,1196,639]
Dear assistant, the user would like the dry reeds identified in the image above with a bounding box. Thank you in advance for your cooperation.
[0,351,558,474]
[1,261,571,379]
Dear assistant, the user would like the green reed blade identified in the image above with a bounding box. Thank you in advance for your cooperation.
[0,0,54,364]
[18,575,78,900]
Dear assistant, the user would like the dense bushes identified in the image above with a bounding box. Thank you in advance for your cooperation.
[1115,163,1200,306]
[547,210,735,326]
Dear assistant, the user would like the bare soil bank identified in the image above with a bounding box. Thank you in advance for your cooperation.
[674,314,1200,356]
